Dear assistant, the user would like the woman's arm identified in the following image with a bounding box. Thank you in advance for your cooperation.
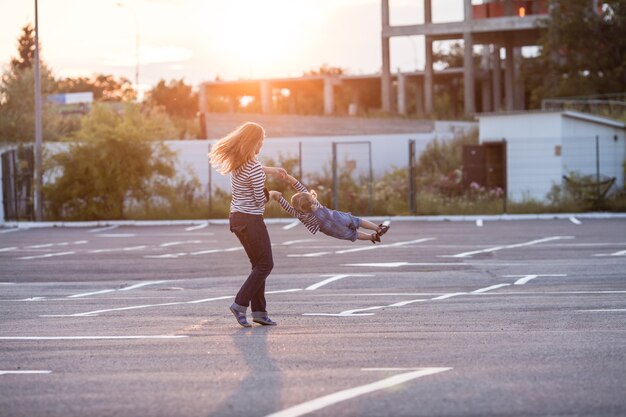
[262,166,287,180]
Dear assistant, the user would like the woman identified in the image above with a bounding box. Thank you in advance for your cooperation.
[209,122,286,327]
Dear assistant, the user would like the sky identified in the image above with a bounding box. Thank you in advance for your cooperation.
[0,0,463,94]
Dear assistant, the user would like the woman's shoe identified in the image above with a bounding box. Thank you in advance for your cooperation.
[229,306,252,327]
[370,233,381,244]
[377,223,390,236]
[252,316,277,326]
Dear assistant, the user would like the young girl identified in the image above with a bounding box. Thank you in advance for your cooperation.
[209,122,286,327]
[269,174,389,243]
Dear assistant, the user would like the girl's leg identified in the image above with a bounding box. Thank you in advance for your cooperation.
[357,231,379,242]
[359,218,380,231]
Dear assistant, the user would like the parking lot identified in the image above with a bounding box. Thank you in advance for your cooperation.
[1,217,625,417]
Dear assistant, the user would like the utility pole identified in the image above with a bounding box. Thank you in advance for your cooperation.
[33,0,43,221]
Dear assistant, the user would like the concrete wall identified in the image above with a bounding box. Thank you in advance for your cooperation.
[167,131,457,194]
[506,135,562,201]
[561,118,626,189]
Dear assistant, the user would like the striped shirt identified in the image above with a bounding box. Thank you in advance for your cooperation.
[230,159,267,215]
[277,179,321,235]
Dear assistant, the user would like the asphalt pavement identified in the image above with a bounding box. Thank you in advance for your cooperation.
[1,217,625,417]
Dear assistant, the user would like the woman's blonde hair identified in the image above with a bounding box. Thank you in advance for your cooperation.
[291,190,318,213]
[209,122,265,174]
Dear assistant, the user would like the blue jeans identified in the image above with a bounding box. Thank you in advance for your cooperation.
[229,212,274,313]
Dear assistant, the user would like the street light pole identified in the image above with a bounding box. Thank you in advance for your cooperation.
[33,0,43,221]
[116,2,140,96]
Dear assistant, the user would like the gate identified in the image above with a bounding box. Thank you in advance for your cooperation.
[331,141,373,214]
[1,146,34,221]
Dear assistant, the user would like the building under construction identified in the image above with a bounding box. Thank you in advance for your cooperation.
[199,0,552,120]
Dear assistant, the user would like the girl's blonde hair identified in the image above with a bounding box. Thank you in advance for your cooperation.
[291,190,318,213]
[209,122,265,174]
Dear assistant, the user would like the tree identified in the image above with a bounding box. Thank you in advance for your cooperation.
[10,24,36,71]
[145,79,199,139]
[44,103,179,220]
[522,0,626,108]
[55,74,136,102]
[0,24,61,143]
[146,79,198,118]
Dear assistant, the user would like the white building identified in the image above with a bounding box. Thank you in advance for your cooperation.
[477,110,626,202]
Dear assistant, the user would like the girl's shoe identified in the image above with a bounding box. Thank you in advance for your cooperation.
[229,306,252,327]
[377,223,390,236]
[253,316,277,326]
[370,233,381,244]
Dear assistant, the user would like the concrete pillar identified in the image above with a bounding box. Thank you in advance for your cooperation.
[492,45,502,111]
[415,80,424,116]
[260,81,271,114]
[198,84,207,113]
[481,47,492,113]
[514,48,525,110]
[504,0,514,16]
[323,77,334,115]
[381,0,392,113]
[423,0,433,115]
[397,71,407,115]
[463,32,475,116]
[504,38,515,111]
[463,0,475,116]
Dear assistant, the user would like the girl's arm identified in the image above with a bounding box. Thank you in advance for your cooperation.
[285,174,309,193]
[269,190,304,219]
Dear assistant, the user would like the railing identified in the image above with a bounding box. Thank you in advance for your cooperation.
[542,94,626,120]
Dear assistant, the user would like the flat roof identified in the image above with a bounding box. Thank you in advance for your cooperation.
[477,109,626,129]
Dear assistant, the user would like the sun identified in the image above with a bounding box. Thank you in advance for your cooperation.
[213,0,318,78]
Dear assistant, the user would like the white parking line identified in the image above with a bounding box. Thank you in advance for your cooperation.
[569,216,582,225]
[89,225,119,233]
[185,223,208,231]
[502,274,567,285]
[88,245,147,253]
[282,221,301,230]
[343,262,524,268]
[288,252,330,258]
[96,234,136,238]
[0,335,188,340]
[282,239,316,246]
[476,219,483,227]
[24,241,87,249]
[160,240,202,247]
[443,236,574,258]
[264,368,451,417]
[190,247,243,256]
[578,309,626,312]
[68,281,169,298]
[0,247,18,252]
[593,249,626,257]
[335,238,435,255]
[44,295,235,317]
[0,370,52,375]
[471,284,510,293]
[306,274,373,291]
[19,251,76,260]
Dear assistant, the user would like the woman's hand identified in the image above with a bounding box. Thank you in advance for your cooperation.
[263,166,288,180]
